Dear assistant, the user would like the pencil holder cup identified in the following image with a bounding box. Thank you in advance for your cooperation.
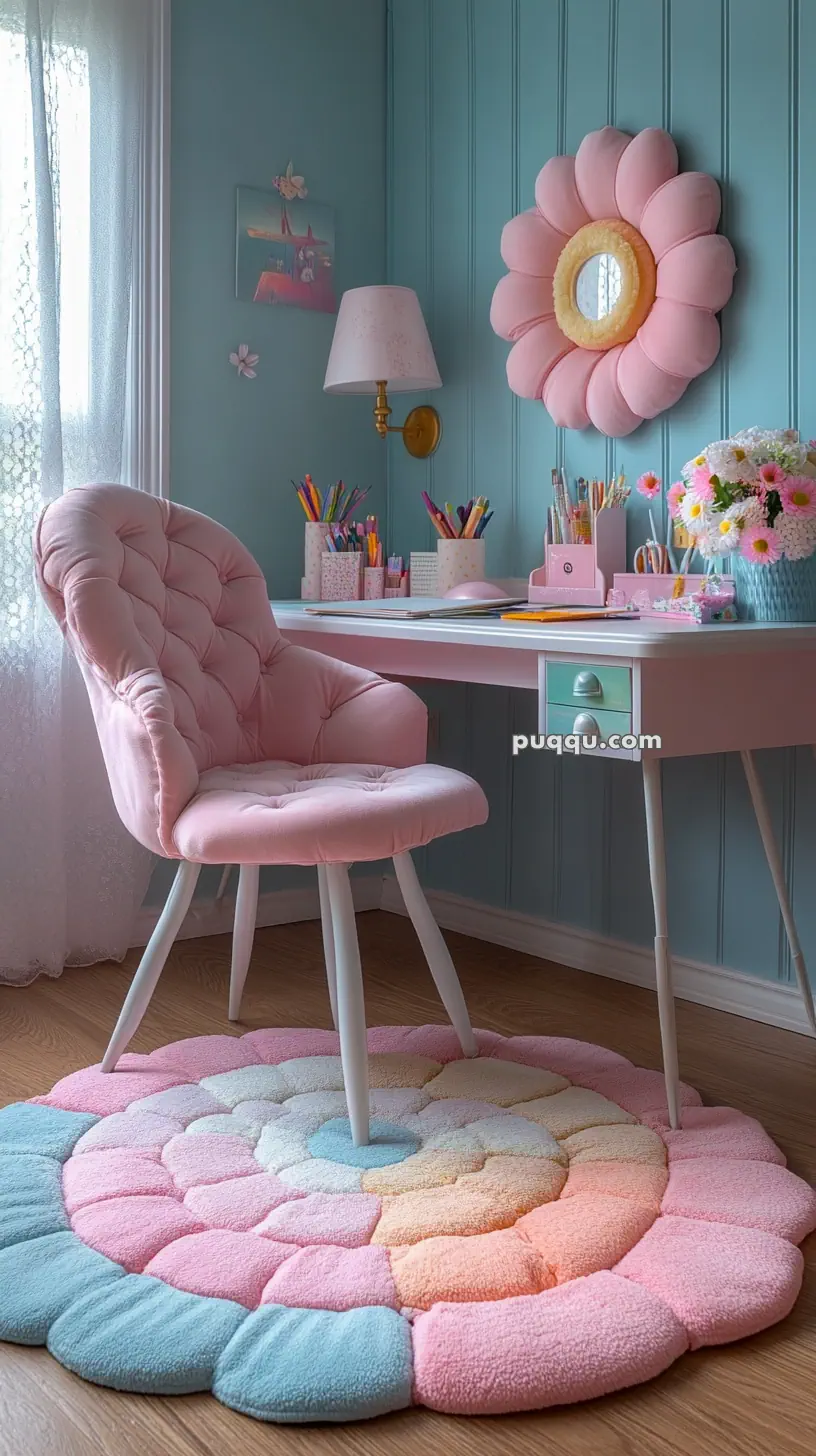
[363,566,385,600]
[301,521,327,600]
[436,537,486,594]
[320,552,363,602]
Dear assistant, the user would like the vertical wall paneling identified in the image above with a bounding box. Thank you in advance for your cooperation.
[388,0,813,985]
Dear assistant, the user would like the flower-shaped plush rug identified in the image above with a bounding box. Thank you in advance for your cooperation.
[2,1025,814,1423]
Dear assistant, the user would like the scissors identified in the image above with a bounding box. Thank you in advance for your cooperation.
[634,542,669,574]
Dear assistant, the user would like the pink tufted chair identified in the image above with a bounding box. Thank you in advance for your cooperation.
[35,484,488,1145]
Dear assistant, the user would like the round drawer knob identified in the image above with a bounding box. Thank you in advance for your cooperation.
[573,669,601,698]
[573,712,600,736]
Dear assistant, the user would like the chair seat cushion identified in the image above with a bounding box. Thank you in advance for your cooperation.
[171,762,488,866]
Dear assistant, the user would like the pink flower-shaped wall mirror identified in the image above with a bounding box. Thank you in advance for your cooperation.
[490,127,736,437]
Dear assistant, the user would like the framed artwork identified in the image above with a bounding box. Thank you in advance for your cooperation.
[235,185,336,313]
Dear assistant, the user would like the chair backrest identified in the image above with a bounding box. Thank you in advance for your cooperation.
[35,483,284,855]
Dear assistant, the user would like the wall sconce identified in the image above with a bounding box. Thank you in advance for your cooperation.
[324,285,442,458]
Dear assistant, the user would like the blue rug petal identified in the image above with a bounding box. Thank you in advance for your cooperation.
[0,1153,68,1250]
[0,1103,98,1160]
[0,1231,124,1344]
[213,1303,413,1422]
[48,1275,248,1394]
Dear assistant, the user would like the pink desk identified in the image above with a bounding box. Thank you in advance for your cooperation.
[272,603,816,1125]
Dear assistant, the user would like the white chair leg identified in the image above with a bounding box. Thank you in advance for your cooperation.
[101,860,201,1072]
[744,750,816,1035]
[324,862,369,1146]
[393,851,478,1058]
[317,864,339,1030]
[642,759,681,1129]
[228,864,260,1021]
[215,865,234,904]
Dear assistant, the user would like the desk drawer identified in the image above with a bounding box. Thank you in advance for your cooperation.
[545,702,633,741]
[546,661,631,712]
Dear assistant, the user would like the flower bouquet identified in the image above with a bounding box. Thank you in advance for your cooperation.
[671,428,816,621]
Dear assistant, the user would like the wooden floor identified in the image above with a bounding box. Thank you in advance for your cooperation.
[1,909,815,1456]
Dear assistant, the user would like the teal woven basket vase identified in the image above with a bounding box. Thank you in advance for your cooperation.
[733,553,816,622]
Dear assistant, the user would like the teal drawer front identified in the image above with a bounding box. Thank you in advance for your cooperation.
[546,661,631,712]
[545,702,632,741]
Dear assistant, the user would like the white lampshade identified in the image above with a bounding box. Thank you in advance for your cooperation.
[324,285,442,395]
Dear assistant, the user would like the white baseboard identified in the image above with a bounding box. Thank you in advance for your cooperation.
[131,873,383,949]
[380,877,815,1039]
[132,870,814,1038]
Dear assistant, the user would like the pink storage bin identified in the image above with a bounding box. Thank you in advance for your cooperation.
[611,573,733,606]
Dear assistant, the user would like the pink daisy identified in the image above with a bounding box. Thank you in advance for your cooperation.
[741,525,781,565]
[667,481,686,519]
[780,476,816,518]
[636,471,661,500]
[691,466,716,501]
[756,461,785,489]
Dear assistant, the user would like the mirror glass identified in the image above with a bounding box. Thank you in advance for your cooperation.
[575,252,622,321]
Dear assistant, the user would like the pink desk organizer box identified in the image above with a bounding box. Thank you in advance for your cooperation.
[611,573,734,606]
[320,552,363,601]
[529,509,627,605]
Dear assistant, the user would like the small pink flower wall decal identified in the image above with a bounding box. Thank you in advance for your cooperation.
[636,471,661,499]
[490,126,736,436]
[230,344,259,379]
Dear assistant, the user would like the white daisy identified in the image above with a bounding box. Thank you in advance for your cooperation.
[680,489,713,533]
[775,512,816,562]
[710,515,741,552]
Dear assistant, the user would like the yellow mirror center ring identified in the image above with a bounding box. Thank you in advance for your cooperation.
[553,219,657,351]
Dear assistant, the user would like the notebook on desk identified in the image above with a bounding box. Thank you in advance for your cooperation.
[302,596,527,620]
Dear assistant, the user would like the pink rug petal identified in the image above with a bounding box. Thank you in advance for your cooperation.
[583,1068,702,1117]
[161,1133,260,1192]
[616,1214,804,1347]
[62,1148,175,1213]
[496,1036,632,1081]
[35,1066,185,1115]
[184,1172,303,1231]
[129,1083,229,1126]
[72,1194,204,1271]
[662,1159,816,1242]
[144,1229,293,1307]
[641,1105,786,1165]
[412,1271,688,1414]
[139,1035,261,1079]
[242,1028,340,1062]
[263,1244,397,1311]
[73,1110,182,1155]
[254,1190,381,1247]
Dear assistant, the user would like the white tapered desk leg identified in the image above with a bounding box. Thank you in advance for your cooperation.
[228,864,260,1021]
[393,851,478,1057]
[325,863,370,1146]
[642,759,681,1130]
[317,865,339,1030]
[744,749,816,1035]
[101,860,201,1072]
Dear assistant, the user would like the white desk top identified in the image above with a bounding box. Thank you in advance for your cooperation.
[271,602,816,661]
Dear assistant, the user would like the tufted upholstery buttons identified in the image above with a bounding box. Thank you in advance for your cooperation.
[33,483,435,858]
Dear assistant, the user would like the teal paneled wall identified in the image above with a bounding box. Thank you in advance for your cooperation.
[150,0,387,904]
[387,0,816,984]
[171,0,387,596]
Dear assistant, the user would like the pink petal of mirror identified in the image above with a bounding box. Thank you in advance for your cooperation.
[490,127,736,437]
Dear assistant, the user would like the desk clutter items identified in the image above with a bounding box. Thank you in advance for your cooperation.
[673,428,816,622]
[7,1025,815,1421]
[639,573,738,624]
[419,493,494,594]
[294,476,408,601]
[529,470,627,605]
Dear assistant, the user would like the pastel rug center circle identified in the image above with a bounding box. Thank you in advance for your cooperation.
[307,1115,420,1167]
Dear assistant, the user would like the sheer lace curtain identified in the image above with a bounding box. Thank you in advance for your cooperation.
[0,0,163,983]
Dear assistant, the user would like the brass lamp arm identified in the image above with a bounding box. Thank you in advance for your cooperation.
[372,380,441,459]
